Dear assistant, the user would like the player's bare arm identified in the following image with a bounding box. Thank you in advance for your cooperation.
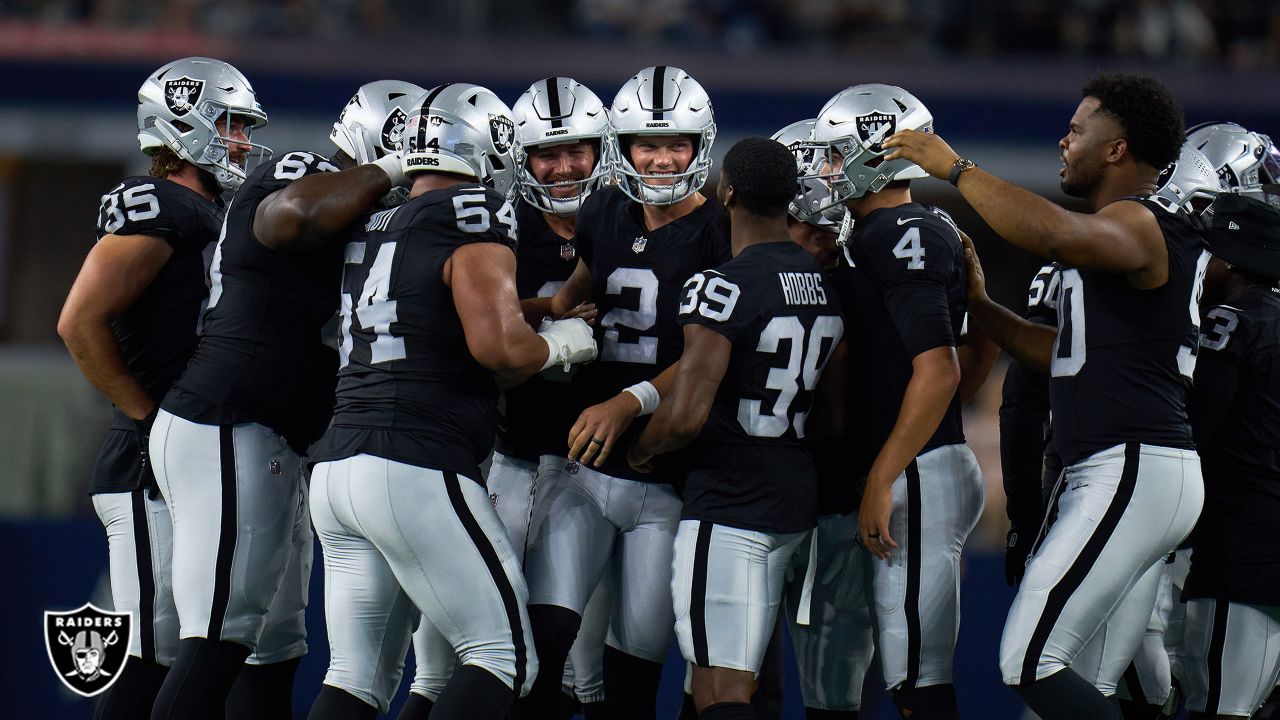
[569,361,681,467]
[253,159,399,252]
[884,129,1169,287]
[626,324,731,473]
[58,233,173,420]
[957,319,1000,404]
[961,232,1056,372]
[859,344,961,560]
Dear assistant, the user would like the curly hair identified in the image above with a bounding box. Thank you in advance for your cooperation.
[721,136,798,217]
[148,146,187,178]
[1081,74,1185,170]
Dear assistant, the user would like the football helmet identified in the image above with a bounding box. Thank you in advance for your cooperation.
[608,66,716,206]
[401,83,518,199]
[511,77,611,216]
[331,80,426,206]
[772,119,847,228]
[800,83,933,211]
[1187,121,1280,207]
[1153,144,1225,215]
[137,56,269,192]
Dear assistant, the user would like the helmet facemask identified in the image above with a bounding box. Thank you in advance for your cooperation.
[513,139,610,216]
[146,103,270,192]
[611,128,715,206]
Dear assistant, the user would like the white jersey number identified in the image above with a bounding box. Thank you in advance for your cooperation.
[738,315,843,438]
[339,240,406,367]
[601,267,659,364]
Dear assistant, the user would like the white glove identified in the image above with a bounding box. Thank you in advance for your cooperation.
[538,318,597,371]
[372,151,407,187]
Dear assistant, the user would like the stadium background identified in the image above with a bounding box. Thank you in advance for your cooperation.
[0,1,1277,717]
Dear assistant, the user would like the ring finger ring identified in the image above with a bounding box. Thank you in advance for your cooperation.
[589,437,604,445]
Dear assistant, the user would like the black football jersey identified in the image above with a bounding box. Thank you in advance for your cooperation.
[308,184,518,484]
[494,202,581,462]
[162,151,351,452]
[88,176,223,494]
[1049,198,1208,465]
[679,241,844,532]
[999,263,1059,529]
[568,186,730,482]
[833,203,968,480]
[1185,285,1280,605]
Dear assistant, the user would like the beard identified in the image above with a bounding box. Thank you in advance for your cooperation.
[1060,158,1104,198]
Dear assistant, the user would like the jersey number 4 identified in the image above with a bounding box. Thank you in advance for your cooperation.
[339,239,405,367]
[739,315,844,438]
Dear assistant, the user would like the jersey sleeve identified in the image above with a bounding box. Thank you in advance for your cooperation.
[419,186,518,253]
[1191,304,1247,443]
[676,269,752,341]
[1024,263,1060,325]
[95,177,185,244]
[868,222,959,356]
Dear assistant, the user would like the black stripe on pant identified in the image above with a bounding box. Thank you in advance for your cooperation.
[1018,442,1141,685]
[208,425,239,640]
[443,471,529,692]
[691,521,713,667]
[1205,598,1230,714]
[130,488,157,663]
[903,460,923,690]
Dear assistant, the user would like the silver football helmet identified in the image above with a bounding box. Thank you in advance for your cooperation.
[800,84,933,212]
[137,57,269,192]
[511,77,611,216]
[401,83,518,199]
[1153,144,1225,215]
[331,80,426,206]
[1187,121,1280,207]
[772,119,846,228]
[608,66,716,206]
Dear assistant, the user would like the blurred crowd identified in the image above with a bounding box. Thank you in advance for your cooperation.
[6,0,1280,70]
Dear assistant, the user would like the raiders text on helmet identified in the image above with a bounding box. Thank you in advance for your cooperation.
[136,56,269,192]
[512,77,611,216]
[608,66,716,206]
[401,83,519,200]
[801,83,933,210]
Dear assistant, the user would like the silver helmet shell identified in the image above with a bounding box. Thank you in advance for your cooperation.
[1153,144,1225,215]
[1187,121,1279,207]
[137,56,269,192]
[331,80,426,206]
[772,118,847,231]
[512,77,611,216]
[802,83,933,210]
[608,66,716,206]
[401,83,518,199]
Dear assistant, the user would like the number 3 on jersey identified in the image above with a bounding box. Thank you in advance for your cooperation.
[740,315,843,438]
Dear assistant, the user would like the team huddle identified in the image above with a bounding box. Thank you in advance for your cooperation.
[56,56,1280,720]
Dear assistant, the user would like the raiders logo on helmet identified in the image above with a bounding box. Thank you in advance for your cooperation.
[382,108,408,151]
[856,112,895,153]
[489,114,515,154]
[164,76,205,117]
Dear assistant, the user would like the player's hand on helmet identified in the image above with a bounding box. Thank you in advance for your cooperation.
[959,231,990,304]
[882,129,959,180]
[538,318,597,371]
[1005,525,1036,587]
[568,392,642,468]
[372,150,408,187]
[858,482,898,561]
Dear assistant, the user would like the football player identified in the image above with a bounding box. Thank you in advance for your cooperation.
[146,80,422,718]
[305,85,596,720]
[800,84,986,720]
[517,65,729,720]
[887,74,1205,720]
[57,56,266,720]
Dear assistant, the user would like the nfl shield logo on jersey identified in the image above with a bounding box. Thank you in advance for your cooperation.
[632,236,648,254]
[164,76,204,117]
[560,243,576,261]
[44,603,132,697]
[856,112,895,152]
[489,114,515,154]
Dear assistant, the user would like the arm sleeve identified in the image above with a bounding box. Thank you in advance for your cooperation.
[676,270,750,342]
[883,279,955,357]
[95,178,184,244]
[1191,307,1247,445]
[872,223,960,357]
[999,358,1052,528]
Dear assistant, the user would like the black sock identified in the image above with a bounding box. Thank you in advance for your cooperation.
[752,617,785,720]
[1012,669,1120,720]
[602,646,663,720]
[892,683,960,720]
[701,702,755,720]
[94,657,169,720]
[512,605,581,720]
[151,638,250,720]
[805,709,858,719]
[581,699,608,719]
[225,656,300,719]
[432,664,514,720]
[395,691,434,720]
[306,684,377,720]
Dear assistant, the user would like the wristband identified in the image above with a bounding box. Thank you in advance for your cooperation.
[622,381,660,416]
[372,152,407,187]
